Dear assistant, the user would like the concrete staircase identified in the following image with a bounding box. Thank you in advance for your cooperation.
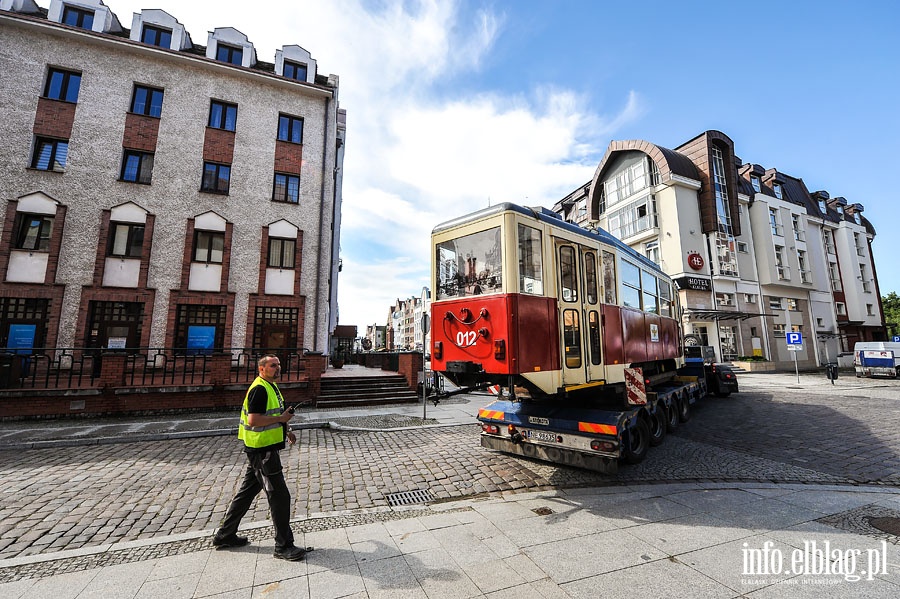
[316,374,419,408]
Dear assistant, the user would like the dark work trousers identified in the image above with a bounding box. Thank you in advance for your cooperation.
[218,449,295,550]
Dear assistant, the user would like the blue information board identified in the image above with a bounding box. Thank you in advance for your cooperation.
[186,326,216,354]
[7,324,36,355]
[893,336,900,343]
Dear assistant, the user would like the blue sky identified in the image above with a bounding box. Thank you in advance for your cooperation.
[107,0,900,328]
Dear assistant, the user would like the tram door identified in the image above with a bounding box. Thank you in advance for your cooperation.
[557,242,589,386]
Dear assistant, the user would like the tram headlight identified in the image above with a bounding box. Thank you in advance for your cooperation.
[494,339,506,360]
[433,341,442,360]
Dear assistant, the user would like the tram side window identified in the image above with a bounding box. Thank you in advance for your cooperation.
[563,309,581,368]
[584,252,598,304]
[621,260,642,309]
[642,270,658,314]
[659,281,672,317]
[517,224,543,294]
[435,227,502,300]
[602,251,617,304]
[588,310,601,365]
[559,246,578,302]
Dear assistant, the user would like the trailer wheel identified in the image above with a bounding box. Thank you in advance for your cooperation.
[665,402,679,432]
[648,409,666,447]
[622,418,650,464]
[678,393,692,423]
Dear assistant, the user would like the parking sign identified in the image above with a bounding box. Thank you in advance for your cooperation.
[786,332,802,349]
[894,335,900,343]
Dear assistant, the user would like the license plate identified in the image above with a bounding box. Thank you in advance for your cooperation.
[526,430,558,443]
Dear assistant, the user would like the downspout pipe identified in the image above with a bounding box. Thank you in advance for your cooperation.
[313,91,333,352]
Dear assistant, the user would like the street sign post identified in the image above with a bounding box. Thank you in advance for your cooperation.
[786,332,803,383]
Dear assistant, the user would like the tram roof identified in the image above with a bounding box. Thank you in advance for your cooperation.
[433,202,664,275]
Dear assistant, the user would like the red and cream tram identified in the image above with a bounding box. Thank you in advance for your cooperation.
[430,202,683,401]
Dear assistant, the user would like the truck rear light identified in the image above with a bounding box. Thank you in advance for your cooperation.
[590,440,616,452]
[433,341,442,360]
[494,339,506,360]
[482,424,499,434]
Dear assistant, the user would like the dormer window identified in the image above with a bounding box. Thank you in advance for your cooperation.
[141,24,172,48]
[283,61,307,82]
[818,199,827,214]
[854,212,861,225]
[837,205,844,216]
[750,175,760,193]
[216,43,243,66]
[62,5,94,30]
[773,183,783,199]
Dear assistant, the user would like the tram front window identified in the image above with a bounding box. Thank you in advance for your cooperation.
[436,227,502,299]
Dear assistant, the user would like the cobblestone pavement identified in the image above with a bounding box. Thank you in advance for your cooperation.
[0,372,898,562]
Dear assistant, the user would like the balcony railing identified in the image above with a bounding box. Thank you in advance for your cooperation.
[0,347,316,391]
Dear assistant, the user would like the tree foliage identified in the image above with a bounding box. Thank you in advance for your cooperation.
[883,292,900,337]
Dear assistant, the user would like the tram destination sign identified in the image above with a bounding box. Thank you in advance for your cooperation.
[673,276,711,291]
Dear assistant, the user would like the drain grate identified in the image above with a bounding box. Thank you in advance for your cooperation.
[817,505,900,544]
[868,517,900,536]
[532,507,554,516]
[385,489,435,507]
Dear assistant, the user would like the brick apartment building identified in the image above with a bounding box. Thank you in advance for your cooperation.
[0,0,346,360]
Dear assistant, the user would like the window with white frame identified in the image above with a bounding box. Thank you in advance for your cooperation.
[744,293,757,304]
[716,292,733,307]
[769,208,782,236]
[798,250,811,283]
[606,195,658,240]
[860,264,870,292]
[644,240,660,265]
[854,212,861,225]
[836,302,846,315]
[866,304,874,316]
[787,298,799,311]
[773,323,786,337]
[773,183,783,199]
[750,175,761,192]
[818,199,827,214]
[824,230,836,254]
[829,262,841,291]
[792,214,804,241]
[775,245,789,280]
[854,232,865,256]
[769,296,783,310]
[737,241,748,253]
[603,157,658,207]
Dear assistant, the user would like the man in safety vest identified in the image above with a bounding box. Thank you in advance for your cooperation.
[213,354,310,561]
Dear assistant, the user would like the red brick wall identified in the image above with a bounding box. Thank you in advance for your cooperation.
[398,352,424,390]
[33,97,76,139]
[122,113,160,151]
[274,140,303,174]
[203,127,235,164]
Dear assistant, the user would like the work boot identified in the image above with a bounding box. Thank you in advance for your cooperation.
[273,545,311,561]
[212,534,249,549]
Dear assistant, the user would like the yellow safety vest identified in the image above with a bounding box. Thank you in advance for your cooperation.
[238,376,285,449]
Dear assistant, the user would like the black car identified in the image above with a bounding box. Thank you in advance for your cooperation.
[705,363,739,397]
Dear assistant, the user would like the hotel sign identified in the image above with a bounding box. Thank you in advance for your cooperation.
[673,276,711,291]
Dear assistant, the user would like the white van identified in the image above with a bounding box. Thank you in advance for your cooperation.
[853,342,900,378]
